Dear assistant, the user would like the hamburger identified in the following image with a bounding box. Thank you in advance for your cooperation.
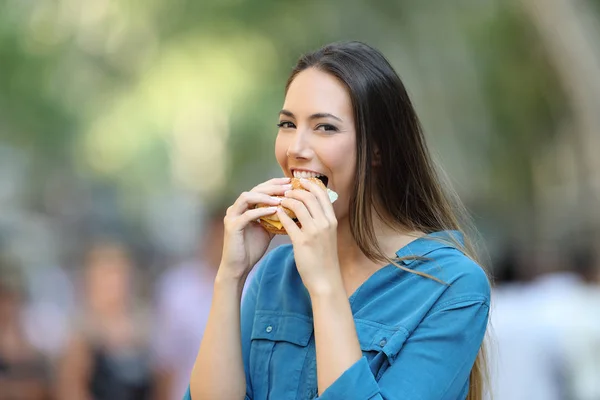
[257,177,338,235]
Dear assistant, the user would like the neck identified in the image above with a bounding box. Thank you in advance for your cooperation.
[335,217,366,272]
[335,211,424,274]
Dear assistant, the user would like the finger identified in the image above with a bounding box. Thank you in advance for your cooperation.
[284,189,325,220]
[280,197,313,229]
[276,207,301,239]
[252,177,291,191]
[237,206,279,228]
[299,178,336,220]
[267,177,292,184]
[229,191,283,216]
[252,183,293,196]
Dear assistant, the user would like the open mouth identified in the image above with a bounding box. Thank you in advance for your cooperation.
[292,170,329,187]
[289,169,338,205]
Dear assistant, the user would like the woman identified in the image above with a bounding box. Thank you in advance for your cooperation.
[56,241,154,400]
[0,256,50,400]
[187,41,490,400]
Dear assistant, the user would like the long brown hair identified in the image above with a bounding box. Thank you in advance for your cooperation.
[286,41,490,400]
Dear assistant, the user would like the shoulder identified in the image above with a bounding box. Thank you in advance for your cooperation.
[395,232,491,309]
[422,246,490,302]
[359,235,491,333]
[393,232,491,320]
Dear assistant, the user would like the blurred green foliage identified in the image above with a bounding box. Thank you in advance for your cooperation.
[2,0,596,260]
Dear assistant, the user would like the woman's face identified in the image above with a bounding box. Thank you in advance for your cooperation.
[275,68,357,221]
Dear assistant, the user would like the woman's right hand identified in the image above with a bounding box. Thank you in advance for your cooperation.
[218,177,292,280]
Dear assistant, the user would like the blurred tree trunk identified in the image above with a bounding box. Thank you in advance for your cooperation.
[521,0,600,240]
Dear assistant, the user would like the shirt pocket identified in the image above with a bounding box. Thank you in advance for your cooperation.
[355,319,408,380]
[250,311,313,400]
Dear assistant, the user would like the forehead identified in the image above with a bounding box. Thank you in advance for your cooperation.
[284,68,353,118]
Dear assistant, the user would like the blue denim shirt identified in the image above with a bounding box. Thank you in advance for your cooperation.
[184,231,490,400]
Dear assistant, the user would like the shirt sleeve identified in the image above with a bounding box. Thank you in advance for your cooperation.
[315,296,490,400]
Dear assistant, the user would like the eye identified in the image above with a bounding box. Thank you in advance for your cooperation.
[277,121,296,129]
[316,124,339,132]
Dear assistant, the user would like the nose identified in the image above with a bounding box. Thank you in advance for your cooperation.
[286,130,313,160]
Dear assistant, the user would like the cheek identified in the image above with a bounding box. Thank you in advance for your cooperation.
[331,143,356,212]
[329,142,356,217]
[274,134,288,168]
[329,139,356,182]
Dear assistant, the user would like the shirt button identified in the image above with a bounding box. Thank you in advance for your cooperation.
[266,325,273,333]
[379,339,387,347]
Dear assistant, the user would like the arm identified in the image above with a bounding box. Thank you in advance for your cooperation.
[276,180,363,395]
[187,177,291,400]
[187,258,267,400]
[315,296,489,400]
[188,272,248,400]
[278,183,489,398]
[310,278,363,395]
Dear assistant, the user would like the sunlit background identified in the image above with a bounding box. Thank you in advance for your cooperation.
[1,0,599,399]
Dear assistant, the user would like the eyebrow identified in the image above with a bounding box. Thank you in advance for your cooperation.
[279,109,343,122]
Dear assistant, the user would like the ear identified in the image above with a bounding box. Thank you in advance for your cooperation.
[372,146,382,167]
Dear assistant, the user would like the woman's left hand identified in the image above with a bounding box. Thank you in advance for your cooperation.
[277,179,341,293]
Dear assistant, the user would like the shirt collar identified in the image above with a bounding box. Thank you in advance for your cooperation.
[395,230,465,266]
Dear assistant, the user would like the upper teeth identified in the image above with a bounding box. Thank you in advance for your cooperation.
[293,171,324,179]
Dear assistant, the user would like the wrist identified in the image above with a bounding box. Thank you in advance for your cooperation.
[306,274,345,300]
[215,267,248,289]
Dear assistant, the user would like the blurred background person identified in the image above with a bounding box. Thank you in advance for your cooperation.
[0,254,51,400]
[489,240,600,400]
[151,207,225,400]
[152,201,290,400]
[561,245,600,400]
[488,246,569,400]
[56,240,155,400]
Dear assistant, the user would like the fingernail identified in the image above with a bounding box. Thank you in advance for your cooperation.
[284,190,291,196]
[282,184,292,190]
[270,196,282,203]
